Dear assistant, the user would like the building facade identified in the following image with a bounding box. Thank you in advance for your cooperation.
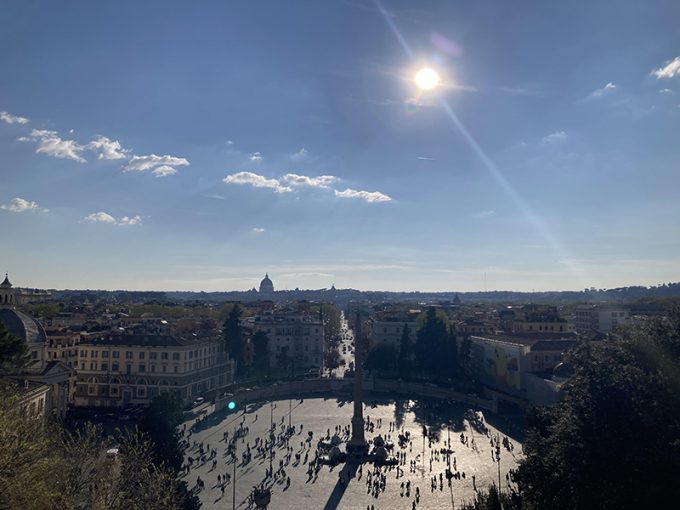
[575,304,630,333]
[73,334,235,407]
[251,313,325,370]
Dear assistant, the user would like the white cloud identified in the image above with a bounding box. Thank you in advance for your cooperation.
[473,210,496,218]
[119,215,142,226]
[542,131,567,144]
[248,151,263,161]
[652,56,680,79]
[251,227,265,233]
[290,148,309,160]
[86,136,129,160]
[85,212,116,224]
[85,212,141,225]
[659,88,673,94]
[1,197,43,213]
[589,82,616,98]
[0,111,29,124]
[151,165,178,177]
[124,154,189,175]
[226,140,234,146]
[223,171,292,193]
[416,156,436,161]
[334,188,392,203]
[19,129,86,162]
[282,173,338,188]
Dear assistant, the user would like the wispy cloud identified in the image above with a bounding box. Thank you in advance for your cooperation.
[652,56,680,79]
[334,188,392,203]
[18,129,86,162]
[416,156,436,161]
[499,86,540,96]
[251,227,265,233]
[86,136,129,160]
[588,82,616,98]
[85,212,141,225]
[0,110,29,124]
[542,131,567,144]
[290,148,309,160]
[1,197,45,213]
[124,154,189,176]
[473,210,496,219]
[248,151,263,162]
[223,171,292,193]
[282,173,338,188]
[659,88,673,94]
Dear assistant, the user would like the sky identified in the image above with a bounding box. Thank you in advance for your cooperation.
[1,0,680,293]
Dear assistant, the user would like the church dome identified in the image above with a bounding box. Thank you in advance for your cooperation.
[259,273,274,294]
[0,308,47,346]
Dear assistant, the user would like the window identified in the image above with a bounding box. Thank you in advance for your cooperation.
[125,351,133,359]
[150,352,157,360]
[112,362,119,371]
[162,365,167,373]
[172,352,180,361]
[139,364,146,373]
[111,387,118,395]
[136,387,146,398]
[126,365,131,374]
[91,350,98,358]
[90,362,96,370]
[101,363,108,371]
[161,352,169,360]
[112,351,120,358]
[150,364,156,373]
[102,351,109,358]
[80,350,87,358]
[139,352,145,360]
[80,362,85,370]
[174,365,179,373]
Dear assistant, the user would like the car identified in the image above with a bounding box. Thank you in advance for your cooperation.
[192,397,205,407]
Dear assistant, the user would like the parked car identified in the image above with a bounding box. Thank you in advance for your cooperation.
[192,396,205,407]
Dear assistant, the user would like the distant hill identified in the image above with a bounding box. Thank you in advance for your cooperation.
[49,282,680,305]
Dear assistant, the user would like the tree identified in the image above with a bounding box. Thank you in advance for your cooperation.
[415,307,457,380]
[139,394,184,474]
[0,320,29,372]
[223,304,244,371]
[517,310,680,509]
[252,331,270,376]
[324,348,341,370]
[366,344,398,373]
[398,323,414,379]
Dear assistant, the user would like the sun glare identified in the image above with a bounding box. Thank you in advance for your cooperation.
[415,67,440,90]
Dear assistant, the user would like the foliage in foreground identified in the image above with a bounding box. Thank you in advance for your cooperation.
[517,309,680,509]
[0,387,198,510]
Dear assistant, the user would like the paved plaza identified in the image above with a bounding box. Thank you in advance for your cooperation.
[181,397,523,510]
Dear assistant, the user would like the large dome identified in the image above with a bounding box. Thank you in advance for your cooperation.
[0,308,47,346]
[259,273,274,294]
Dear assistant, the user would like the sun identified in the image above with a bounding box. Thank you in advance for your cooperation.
[414,67,440,91]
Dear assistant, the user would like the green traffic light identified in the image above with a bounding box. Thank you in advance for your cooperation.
[228,401,236,410]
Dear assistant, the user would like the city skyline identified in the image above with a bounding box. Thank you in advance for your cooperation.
[2,0,680,292]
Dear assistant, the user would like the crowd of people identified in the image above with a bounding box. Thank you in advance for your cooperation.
[179,401,520,509]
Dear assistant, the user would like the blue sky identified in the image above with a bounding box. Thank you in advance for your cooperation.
[1,0,679,292]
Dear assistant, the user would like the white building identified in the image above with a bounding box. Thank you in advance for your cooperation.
[369,317,418,350]
[575,304,630,334]
[74,334,235,407]
[251,313,325,370]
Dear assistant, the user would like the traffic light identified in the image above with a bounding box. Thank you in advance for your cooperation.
[228,400,236,411]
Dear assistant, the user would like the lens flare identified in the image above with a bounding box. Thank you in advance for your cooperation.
[415,67,440,90]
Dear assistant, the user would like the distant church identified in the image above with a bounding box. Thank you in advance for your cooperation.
[259,273,274,298]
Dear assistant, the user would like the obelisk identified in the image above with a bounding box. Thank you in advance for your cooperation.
[347,311,368,457]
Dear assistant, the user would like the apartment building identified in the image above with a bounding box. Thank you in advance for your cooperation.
[73,333,235,407]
